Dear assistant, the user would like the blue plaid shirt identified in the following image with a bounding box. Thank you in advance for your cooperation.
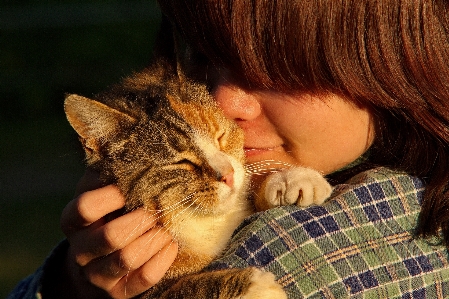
[7,167,449,298]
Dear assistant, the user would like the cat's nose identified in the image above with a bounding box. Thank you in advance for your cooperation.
[211,151,235,187]
[219,170,234,187]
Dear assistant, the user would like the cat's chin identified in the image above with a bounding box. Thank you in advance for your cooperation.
[173,200,252,259]
[213,184,248,215]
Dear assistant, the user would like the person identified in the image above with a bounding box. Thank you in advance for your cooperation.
[8,0,449,298]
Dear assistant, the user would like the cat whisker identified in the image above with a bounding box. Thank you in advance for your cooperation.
[245,160,295,176]
[160,193,200,227]
[103,195,213,296]
[159,193,197,213]
[120,202,200,281]
[129,193,201,265]
[103,209,165,259]
[134,194,196,233]
[120,225,172,288]
[94,209,167,275]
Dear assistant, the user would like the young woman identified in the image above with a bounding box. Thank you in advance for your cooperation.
[8,0,449,298]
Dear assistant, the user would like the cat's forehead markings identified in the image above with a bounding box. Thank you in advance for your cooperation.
[148,117,185,145]
[147,126,165,145]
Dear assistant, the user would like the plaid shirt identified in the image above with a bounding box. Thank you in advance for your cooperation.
[7,167,449,298]
[207,167,449,298]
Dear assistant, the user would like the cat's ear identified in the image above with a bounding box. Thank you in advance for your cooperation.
[64,94,137,153]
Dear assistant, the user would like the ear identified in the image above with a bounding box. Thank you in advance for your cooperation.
[64,94,137,153]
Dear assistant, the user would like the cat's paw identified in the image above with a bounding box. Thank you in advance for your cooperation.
[261,167,332,208]
[241,268,287,299]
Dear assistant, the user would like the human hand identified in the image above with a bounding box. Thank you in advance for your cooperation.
[60,170,178,299]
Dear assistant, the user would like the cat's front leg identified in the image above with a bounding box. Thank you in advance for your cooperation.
[256,167,332,211]
[156,267,286,299]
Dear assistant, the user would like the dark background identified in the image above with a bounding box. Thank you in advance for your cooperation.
[1,1,161,296]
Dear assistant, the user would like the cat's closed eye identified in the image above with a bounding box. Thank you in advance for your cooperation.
[174,159,198,171]
[216,132,226,147]
[168,152,203,172]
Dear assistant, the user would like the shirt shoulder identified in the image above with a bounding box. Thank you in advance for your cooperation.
[6,267,43,299]
[6,240,69,299]
[209,167,449,298]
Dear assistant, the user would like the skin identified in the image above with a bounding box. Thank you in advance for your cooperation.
[60,73,374,299]
[213,74,375,175]
[60,171,178,299]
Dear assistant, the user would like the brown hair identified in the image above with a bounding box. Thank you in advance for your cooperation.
[157,0,449,245]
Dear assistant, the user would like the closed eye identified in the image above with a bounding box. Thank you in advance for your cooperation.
[175,159,196,170]
[217,132,226,148]
[162,160,197,172]
[171,153,203,171]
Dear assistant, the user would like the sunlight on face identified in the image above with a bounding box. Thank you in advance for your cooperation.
[214,82,374,175]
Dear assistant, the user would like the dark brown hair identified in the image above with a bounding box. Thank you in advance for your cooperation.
[157,0,449,245]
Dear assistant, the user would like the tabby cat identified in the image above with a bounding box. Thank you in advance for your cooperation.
[64,60,332,299]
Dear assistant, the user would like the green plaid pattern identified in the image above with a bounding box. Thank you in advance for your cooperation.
[7,167,449,298]
[207,167,449,298]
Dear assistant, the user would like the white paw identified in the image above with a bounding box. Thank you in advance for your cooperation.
[241,268,287,299]
[264,167,332,207]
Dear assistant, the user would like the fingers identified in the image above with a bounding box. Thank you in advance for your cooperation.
[61,185,126,235]
[85,227,172,280]
[70,208,159,266]
[61,181,178,298]
[74,169,104,197]
[86,230,178,299]
[110,242,178,299]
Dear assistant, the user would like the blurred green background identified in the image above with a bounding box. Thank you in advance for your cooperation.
[1,1,161,296]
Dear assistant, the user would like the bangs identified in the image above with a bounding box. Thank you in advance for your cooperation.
[159,0,372,92]
[158,0,449,106]
[158,0,365,92]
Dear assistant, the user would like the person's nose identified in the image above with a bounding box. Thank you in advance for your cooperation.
[213,83,262,122]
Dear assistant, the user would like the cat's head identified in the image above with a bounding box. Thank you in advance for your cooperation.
[64,65,247,219]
